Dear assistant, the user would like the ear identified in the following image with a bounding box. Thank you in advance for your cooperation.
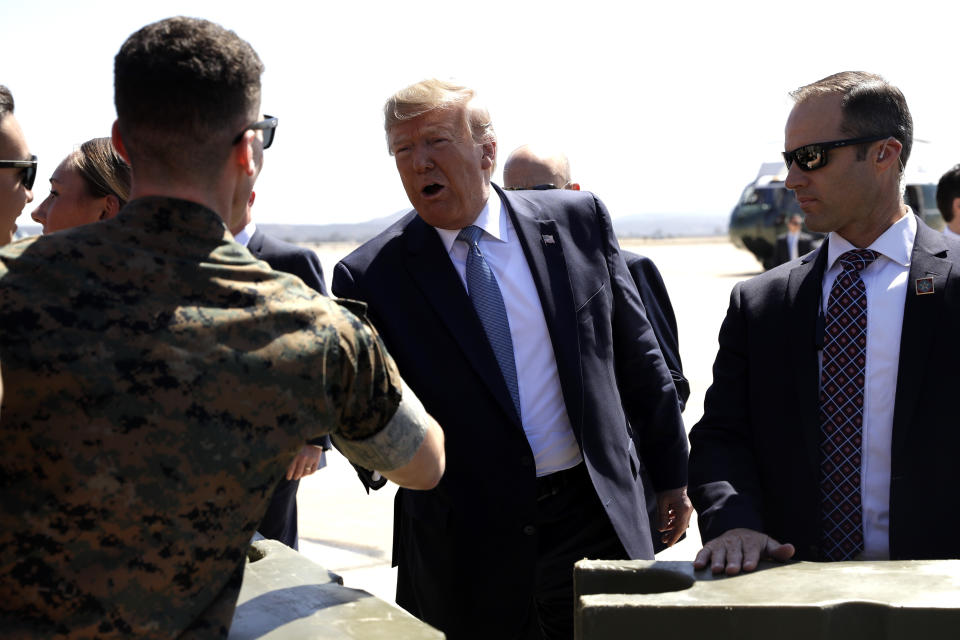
[235,130,258,177]
[111,120,130,163]
[480,140,497,171]
[101,194,121,220]
[875,137,902,171]
[248,190,256,208]
[566,182,581,191]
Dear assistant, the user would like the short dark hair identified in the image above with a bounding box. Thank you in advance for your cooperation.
[790,71,913,172]
[0,85,14,119]
[936,165,960,223]
[114,17,264,180]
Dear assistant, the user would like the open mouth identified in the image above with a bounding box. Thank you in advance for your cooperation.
[422,183,444,197]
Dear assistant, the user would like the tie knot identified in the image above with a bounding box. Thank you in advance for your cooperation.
[457,225,484,246]
[837,249,879,274]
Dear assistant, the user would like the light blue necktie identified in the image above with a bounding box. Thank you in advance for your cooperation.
[457,225,521,419]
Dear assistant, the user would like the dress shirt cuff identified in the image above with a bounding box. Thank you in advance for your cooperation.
[332,379,429,472]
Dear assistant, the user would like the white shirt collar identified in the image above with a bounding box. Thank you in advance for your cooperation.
[826,208,915,271]
[233,220,257,248]
[433,187,505,253]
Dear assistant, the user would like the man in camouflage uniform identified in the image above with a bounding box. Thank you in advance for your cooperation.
[0,17,444,638]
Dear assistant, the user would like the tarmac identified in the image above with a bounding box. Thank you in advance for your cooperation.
[295,236,765,604]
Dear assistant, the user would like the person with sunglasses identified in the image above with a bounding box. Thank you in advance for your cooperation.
[689,71,960,575]
[0,17,445,637]
[0,85,35,246]
[30,137,130,235]
[935,164,960,240]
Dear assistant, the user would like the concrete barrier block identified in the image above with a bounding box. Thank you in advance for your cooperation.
[230,539,444,639]
[574,559,960,640]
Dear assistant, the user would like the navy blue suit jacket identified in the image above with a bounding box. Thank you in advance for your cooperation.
[247,229,329,548]
[333,186,687,636]
[689,220,960,561]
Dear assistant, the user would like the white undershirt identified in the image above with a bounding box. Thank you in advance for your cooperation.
[434,190,582,476]
[820,211,916,560]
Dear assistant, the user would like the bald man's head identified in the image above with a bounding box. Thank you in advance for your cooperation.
[502,145,579,191]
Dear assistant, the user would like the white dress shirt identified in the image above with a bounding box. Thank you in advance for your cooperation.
[943,225,960,241]
[233,221,257,248]
[820,211,916,560]
[787,231,800,260]
[434,190,582,476]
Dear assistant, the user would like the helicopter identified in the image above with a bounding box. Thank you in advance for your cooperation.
[729,161,943,270]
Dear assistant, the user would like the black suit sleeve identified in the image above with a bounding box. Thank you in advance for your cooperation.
[687,282,765,541]
[598,198,688,492]
[623,253,689,411]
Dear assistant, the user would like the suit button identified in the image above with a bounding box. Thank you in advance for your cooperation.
[523,525,537,536]
[520,456,534,468]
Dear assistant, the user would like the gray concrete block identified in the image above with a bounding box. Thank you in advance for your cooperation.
[230,539,444,639]
[574,559,960,640]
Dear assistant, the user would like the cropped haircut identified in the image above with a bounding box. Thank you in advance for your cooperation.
[936,165,960,223]
[0,85,14,119]
[790,71,913,172]
[114,17,264,180]
[384,79,496,167]
[68,138,132,207]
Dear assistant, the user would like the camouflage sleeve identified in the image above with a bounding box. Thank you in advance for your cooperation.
[327,300,425,471]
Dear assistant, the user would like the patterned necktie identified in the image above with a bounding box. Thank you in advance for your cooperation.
[819,248,878,561]
[457,225,521,419]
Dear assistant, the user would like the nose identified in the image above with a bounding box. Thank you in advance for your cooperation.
[31,197,47,226]
[784,161,807,191]
[412,145,433,173]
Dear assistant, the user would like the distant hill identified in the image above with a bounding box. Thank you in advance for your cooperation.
[15,210,729,245]
[261,210,728,244]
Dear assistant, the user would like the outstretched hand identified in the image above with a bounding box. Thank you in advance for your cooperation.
[693,528,795,575]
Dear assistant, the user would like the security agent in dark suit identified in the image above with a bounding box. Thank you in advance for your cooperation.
[689,71,960,575]
[231,190,331,549]
[772,213,816,267]
[503,145,689,554]
[333,80,691,639]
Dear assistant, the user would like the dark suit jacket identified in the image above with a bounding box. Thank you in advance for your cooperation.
[622,251,689,410]
[689,219,960,561]
[622,251,689,554]
[333,186,688,637]
[247,228,329,548]
[772,231,815,268]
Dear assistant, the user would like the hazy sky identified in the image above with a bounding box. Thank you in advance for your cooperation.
[3,0,957,226]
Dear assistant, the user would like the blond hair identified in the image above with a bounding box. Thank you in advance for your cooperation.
[384,79,496,164]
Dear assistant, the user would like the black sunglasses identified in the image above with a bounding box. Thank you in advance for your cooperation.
[503,183,561,191]
[0,155,38,190]
[782,134,889,172]
[233,115,278,149]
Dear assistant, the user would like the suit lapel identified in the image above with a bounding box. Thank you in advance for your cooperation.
[402,214,522,427]
[247,229,265,258]
[500,188,583,430]
[786,241,830,470]
[891,222,952,457]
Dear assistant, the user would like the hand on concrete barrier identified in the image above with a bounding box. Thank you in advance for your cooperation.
[693,528,795,576]
[286,444,324,481]
[656,486,693,547]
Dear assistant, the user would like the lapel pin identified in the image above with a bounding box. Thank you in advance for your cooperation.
[542,234,555,245]
[915,277,934,295]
